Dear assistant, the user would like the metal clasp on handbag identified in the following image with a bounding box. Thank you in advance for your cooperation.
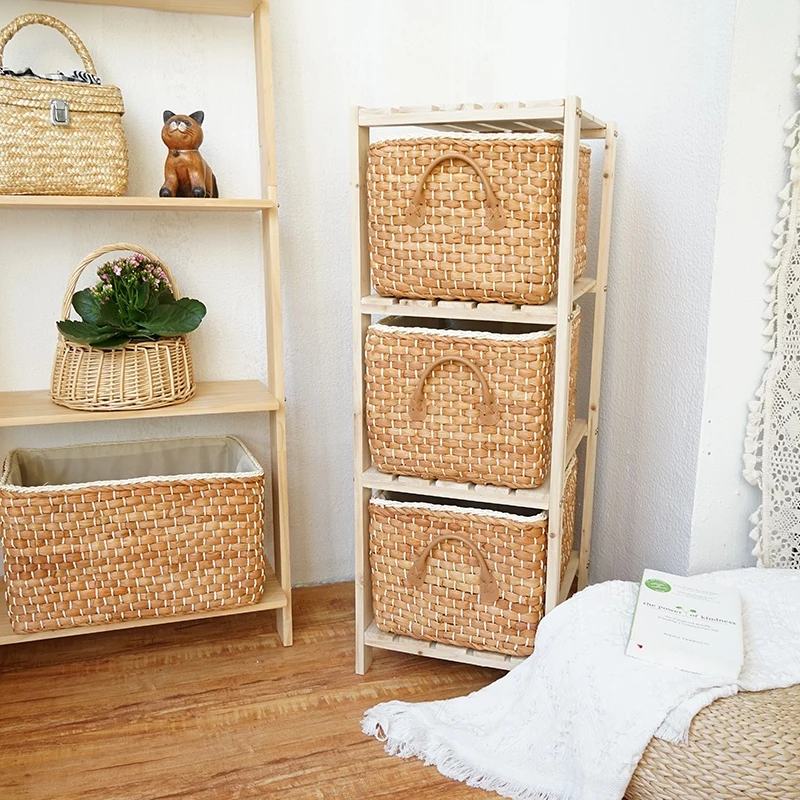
[50,99,70,126]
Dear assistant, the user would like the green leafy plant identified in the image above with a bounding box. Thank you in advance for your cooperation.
[57,253,206,349]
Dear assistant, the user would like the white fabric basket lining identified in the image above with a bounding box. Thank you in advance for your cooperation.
[373,317,560,342]
[1,435,263,493]
[373,492,548,524]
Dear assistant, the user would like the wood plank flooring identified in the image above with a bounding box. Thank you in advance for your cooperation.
[0,582,500,799]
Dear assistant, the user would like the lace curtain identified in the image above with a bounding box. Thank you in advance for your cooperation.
[743,57,800,568]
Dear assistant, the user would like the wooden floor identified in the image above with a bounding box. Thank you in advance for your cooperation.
[0,582,500,799]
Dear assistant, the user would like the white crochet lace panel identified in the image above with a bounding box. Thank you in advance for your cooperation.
[743,64,800,569]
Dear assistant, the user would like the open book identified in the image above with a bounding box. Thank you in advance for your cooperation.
[626,569,743,679]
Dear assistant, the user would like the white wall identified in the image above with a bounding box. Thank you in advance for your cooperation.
[272,0,742,585]
[690,0,800,574]
[269,0,571,584]
[563,0,737,580]
[1,0,771,587]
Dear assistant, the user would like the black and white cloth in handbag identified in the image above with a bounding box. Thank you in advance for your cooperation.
[0,66,101,84]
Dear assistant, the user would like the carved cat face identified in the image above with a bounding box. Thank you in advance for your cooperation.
[161,110,205,149]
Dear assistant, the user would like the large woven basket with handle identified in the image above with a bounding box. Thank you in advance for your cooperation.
[51,243,196,412]
[0,14,128,196]
[0,436,266,634]
[368,456,578,656]
[367,136,590,305]
[365,309,580,490]
[628,684,800,800]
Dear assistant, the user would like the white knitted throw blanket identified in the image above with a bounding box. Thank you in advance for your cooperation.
[363,568,800,800]
[743,55,800,568]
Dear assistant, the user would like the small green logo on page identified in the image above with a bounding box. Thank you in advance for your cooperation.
[645,578,672,593]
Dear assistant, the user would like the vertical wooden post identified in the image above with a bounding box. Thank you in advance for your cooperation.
[352,108,373,674]
[578,122,617,590]
[544,96,582,615]
[253,1,277,192]
[254,0,292,644]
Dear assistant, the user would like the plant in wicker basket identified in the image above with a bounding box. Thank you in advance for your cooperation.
[57,252,205,348]
[51,243,203,412]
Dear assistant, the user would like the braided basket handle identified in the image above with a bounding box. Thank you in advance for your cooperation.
[410,355,499,425]
[61,243,180,320]
[0,14,96,73]
[405,151,507,231]
[408,532,500,605]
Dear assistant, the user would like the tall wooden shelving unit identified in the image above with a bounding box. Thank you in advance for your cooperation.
[353,98,617,673]
[0,0,292,647]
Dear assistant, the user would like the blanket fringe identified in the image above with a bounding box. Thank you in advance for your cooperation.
[363,707,580,800]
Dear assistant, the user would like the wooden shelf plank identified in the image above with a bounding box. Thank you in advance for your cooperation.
[364,621,525,672]
[361,278,597,324]
[0,196,274,212]
[0,567,287,646]
[358,101,607,136]
[363,419,588,510]
[0,380,279,428]
[559,551,580,604]
[51,0,261,16]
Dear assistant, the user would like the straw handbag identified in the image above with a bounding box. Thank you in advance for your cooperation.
[51,244,196,411]
[0,14,128,196]
[367,136,590,305]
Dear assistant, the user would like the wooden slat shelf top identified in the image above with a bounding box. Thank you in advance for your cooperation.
[364,620,525,671]
[0,196,274,212]
[52,0,261,16]
[0,568,286,646]
[0,380,279,428]
[359,100,607,136]
[362,277,597,324]
[363,419,589,510]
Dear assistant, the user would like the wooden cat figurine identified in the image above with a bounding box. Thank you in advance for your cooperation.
[159,110,219,198]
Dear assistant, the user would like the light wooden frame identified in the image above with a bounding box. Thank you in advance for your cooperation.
[0,0,292,647]
[352,98,617,673]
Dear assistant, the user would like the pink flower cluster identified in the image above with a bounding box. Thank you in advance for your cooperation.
[90,253,170,302]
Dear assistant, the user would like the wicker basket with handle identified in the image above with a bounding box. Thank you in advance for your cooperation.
[368,456,579,656]
[0,14,128,196]
[365,309,580,490]
[51,243,196,412]
[367,136,590,305]
[0,436,266,634]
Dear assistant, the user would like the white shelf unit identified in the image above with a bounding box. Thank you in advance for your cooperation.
[352,98,617,673]
[0,0,292,647]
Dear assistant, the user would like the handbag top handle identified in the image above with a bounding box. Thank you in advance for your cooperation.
[0,14,96,74]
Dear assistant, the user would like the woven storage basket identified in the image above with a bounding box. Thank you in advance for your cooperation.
[51,243,196,411]
[367,135,590,305]
[0,14,128,196]
[0,436,266,633]
[628,684,800,800]
[364,309,580,490]
[368,456,578,656]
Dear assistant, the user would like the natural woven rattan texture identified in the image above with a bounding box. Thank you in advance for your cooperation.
[50,243,196,411]
[628,684,800,800]
[0,439,266,634]
[368,457,578,656]
[367,136,590,305]
[365,311,580,490]
[0,14,128,196]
